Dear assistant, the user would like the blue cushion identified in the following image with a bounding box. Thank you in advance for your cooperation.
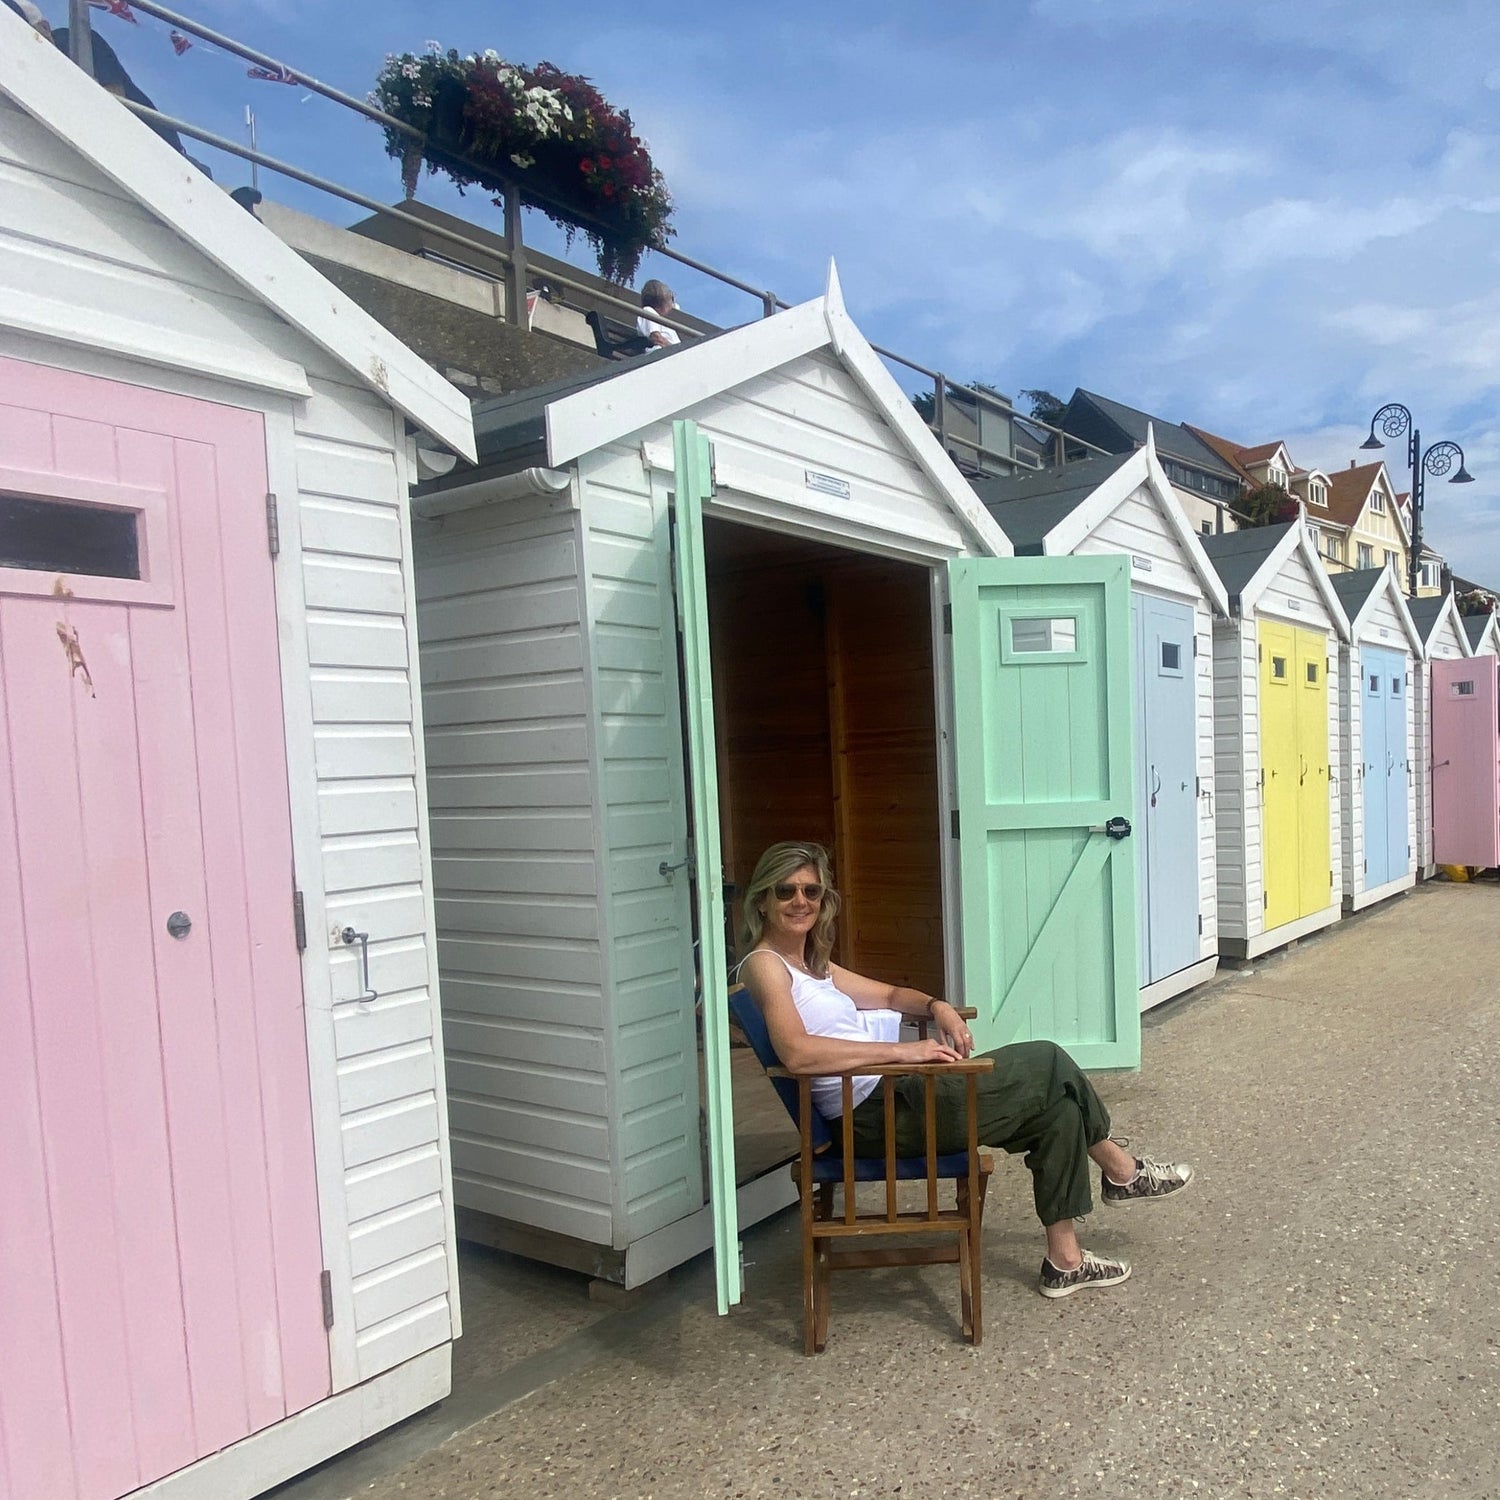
[811,1151,977,1182]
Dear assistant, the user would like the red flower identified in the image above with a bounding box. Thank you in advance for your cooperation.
[598,155,612,169]
[579,158,594,173]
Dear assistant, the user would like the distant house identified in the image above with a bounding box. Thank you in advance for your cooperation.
[1326,461,1411,584]
[1056,389,1242,536]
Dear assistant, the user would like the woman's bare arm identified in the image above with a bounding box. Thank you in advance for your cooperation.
[739,951,957,1071]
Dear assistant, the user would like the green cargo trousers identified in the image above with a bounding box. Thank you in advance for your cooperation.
[847,1039,1111,1226]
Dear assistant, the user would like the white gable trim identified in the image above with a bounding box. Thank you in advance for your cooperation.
[0,15,476,461]
[1041,429,1229,614]
[546,267,1012,558]
[1345,567,1424,656]
[1241,517,1351,639]
[1466,611,1500,655]
[1420,591,1474,658]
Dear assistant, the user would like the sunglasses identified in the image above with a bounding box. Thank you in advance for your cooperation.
[773,882,824,902]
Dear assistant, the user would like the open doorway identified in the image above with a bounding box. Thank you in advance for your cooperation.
[695,515,947,1184]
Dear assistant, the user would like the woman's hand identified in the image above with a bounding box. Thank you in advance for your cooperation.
[931,1001,974,1058]
[903,1037,962,1064]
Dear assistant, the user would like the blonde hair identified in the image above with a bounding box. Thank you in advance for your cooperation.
[740,842,841,977]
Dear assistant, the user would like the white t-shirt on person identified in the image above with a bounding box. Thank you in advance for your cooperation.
[636,311,680,347]
[751,951,900,1119]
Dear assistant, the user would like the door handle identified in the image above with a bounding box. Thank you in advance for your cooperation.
[340,926,378,1001]
[1150,767,1161,807]
[1300,756,1308,785]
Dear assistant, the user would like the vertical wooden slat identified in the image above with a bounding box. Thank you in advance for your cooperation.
[841,1076,856,1225]
[825,579,856,970]
[924,1076,938,1220]
[883,1078,896,1221]
[798,1079,816,1357]
[0,598,81,1500]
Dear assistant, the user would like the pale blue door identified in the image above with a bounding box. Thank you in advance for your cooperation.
[1133,593,1199,986]
[1361,646,1397,886]
[1383,654,1410,882]
[949,555,1140,1070]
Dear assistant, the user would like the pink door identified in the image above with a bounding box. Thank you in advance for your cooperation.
[1431,656,1500,868]
[0,359,330,1500]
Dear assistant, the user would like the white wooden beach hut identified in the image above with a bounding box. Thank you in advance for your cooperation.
[1409,591,1473,877]
[0,24,476,1500]
[1200,519,1351,958]
[1329,568,1422,910]
[974,434,1230,1010]
[410,269,1147,1302]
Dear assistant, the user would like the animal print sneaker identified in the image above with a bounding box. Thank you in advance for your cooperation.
[1038,1250,1132,1298]
[1100,1156,1194,1205]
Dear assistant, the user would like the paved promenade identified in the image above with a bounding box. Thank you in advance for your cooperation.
[282,879,1500,1500]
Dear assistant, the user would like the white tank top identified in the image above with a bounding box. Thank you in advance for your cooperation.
[747,951,901,1119]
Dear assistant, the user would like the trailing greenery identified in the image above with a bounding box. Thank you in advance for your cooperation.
[1456,586,1499,617]
[1237,482,1299,528]
[373,45,674,282]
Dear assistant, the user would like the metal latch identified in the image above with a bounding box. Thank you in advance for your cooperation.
[340,926,378,1000]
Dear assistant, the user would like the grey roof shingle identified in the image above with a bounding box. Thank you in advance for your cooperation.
[1199,521,1296,602]
[1407,594,1451,646]
[1330,568,1384,623]
[971,452,1134,553]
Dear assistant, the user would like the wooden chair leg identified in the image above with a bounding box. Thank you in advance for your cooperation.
[957,1225,973,1343]
[969,1216,984,1346]
[813,1241,831,1353]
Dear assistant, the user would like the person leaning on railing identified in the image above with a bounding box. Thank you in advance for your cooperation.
[736,840,1196,1299]
[636,279,681,349]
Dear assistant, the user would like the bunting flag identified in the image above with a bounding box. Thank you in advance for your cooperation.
[169,30,192,55]
[246,63,299,85]
[87,0,139,22]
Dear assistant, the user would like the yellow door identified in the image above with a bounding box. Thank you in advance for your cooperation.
[1294,627,1331,916]
[1260,621,1300,930]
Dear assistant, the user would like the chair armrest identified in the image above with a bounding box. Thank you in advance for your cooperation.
[768,1058,993,1078]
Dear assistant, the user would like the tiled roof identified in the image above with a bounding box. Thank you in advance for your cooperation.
[1325,462,1387,528]
[1070,391,1241,480]
[1234,441,1286,467]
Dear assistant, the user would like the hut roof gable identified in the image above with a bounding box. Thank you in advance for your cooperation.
[1330,567,1424,653]
[0,14,476,459]
[1201,517,1350,636]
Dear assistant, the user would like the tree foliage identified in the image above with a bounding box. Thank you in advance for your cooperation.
[1238,482,1299,528]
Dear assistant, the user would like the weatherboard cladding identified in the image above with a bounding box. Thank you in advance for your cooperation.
[1060,480,1219,960]
[414,343,966,1252]
[1205,532,1343,942]
[0,86,460,1401]
[1334,578,1417,900]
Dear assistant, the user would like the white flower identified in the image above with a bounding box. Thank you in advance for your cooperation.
[412,91,432,108]
[482,48,501,61]
[425,39,440,53]
[510,152,535,169]
[400,61,419,79]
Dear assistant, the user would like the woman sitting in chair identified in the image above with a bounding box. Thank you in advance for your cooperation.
[738,840,1193,1298]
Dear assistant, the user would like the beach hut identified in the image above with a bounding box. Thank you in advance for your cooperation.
[1329,568,1422,910]
[1409,592,1473,876]
[1201,519,1350,958]
[410,270,1144,1303]
[1430,616,1500,868]
[1463,609,1500,657]
[0,24,476,1500]
[974,434,1230,1009]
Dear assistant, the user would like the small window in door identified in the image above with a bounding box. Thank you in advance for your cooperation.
[1159,640,1183,674]
[1390,677,1402,698]
[1368,673,1380,694]
[1454,680,1476,697]
[1009,616,1077,654]
[1272,655,1288,680]
[0,492,141,580]
[1306,661,1319,685]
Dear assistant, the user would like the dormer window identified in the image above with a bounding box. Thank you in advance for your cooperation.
[1267,465,1285,487]
[1370,490,1386,514]
[1309,482,1326,507]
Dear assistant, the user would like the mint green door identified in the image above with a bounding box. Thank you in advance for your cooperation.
[670,420,740,1314]
[948,556,1140,1069]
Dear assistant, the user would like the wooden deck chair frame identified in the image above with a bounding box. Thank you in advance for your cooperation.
[729,987,995,1354]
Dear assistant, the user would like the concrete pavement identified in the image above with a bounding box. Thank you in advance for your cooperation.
[278,879,1500,1500]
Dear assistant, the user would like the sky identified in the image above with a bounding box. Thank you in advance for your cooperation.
[41,0,1500,584]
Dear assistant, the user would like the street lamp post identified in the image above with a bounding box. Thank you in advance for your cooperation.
[1360,402,1474,599]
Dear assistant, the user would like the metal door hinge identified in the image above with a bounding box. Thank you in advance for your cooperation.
[1363,858,1367,873]
[266,493,281,557]
[1258,643,1263,662]
[1330,869,1334,887]
[1198,914,1203,935]
[950,809,960,839]
[1263,890,1269,909]
[293,889,307,951]
[942,602,953,635]
[320,1269,334,1329]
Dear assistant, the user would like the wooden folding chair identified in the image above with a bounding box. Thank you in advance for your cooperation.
[728,986,994,1354]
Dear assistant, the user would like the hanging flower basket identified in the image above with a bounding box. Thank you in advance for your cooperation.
[371,46,675,283]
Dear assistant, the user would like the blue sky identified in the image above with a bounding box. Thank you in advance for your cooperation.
[55,0,1500,584]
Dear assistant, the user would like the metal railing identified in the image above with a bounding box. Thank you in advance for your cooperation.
[76,0,1109,477]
